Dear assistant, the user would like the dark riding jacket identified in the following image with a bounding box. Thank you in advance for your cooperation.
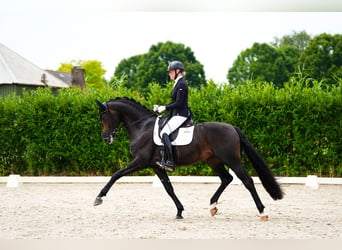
[165,77,190,117]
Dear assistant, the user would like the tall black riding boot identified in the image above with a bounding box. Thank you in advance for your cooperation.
[156,133,176,171]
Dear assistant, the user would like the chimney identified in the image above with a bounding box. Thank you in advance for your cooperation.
[41,73,48,85]
[71,66,86,88]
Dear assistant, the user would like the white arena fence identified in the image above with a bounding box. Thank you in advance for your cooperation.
[1,171,342,188]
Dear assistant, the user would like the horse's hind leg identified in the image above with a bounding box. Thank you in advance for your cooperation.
[207,158,234,216]
[230,162,267,218]
[153,167,184,219]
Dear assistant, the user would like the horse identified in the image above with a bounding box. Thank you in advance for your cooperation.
[93,97,283,220]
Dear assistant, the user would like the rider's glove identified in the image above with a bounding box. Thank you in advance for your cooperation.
[157,105,166,112]
[153,105,166,113]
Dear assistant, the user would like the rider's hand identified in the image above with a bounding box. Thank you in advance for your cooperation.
[153,105,166,113]
[157,106,166,113]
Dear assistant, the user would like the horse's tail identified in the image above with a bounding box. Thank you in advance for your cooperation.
[234,126,283,200]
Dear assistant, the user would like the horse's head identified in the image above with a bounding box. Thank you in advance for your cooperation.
[95,99,121,144]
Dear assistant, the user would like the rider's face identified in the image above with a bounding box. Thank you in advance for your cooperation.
[168,70,176,80]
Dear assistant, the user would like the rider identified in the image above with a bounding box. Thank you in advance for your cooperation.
[153,61,191,171]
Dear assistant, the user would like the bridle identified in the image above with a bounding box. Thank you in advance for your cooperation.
[98,103,120,143]
[101,127,120,143]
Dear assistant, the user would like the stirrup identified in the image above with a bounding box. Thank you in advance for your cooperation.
[156,161,175,171]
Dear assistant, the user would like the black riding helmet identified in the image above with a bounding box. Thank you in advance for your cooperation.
[167,61,185,72]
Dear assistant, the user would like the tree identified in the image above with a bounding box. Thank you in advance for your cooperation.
[58,60,106,89]
[297,33,342,85]
[227,31,313,87]
[272,30,311,76]
[278,45,301,77]
[227,43,289,87]
[272,30,311,53]
[58,61,75,73]
[112,55,142,89]
[113,41,206,93]
[81,60,106,89]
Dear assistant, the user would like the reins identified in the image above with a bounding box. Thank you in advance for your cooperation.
[100,100,156,134]
[124,113,156,129]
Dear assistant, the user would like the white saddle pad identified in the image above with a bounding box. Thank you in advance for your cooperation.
[153,116,194,146]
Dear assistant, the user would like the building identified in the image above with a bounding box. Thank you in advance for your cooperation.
[0,43,84,97]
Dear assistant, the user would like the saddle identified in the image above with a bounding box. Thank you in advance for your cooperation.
[153,115,195,146]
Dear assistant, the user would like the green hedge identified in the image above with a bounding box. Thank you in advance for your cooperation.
[0,87,143,176]
[188,80,342,177]
[0,80,341,177]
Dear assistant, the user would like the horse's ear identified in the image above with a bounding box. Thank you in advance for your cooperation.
[95,99,106,112]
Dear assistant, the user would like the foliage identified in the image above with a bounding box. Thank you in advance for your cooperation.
[192,80,341,177]
[81,60,107,89]
[228,31,312,87]
[1,79,341,177]
[272,30,311,53]
[113,41,206,93]
[227,43,290,87]
[229,31,342,89]
[112,55,142,90]
[298,33,342,86]
[58,61,75,72]
[0,86,141,176]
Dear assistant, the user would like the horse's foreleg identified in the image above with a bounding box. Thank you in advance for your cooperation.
[154,168,184,219]
[94,158,146,206]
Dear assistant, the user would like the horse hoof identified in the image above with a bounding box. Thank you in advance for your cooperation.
[93,197,103,206]
[175,215,184,219]
[259,213,269,221]
[210,207,218,217]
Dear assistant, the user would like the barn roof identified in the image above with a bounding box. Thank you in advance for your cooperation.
[45,70,72,84]
[0,43,70,88]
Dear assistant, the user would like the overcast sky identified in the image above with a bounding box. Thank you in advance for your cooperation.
[1,0,342,83]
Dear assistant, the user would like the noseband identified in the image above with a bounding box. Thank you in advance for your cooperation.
[101,127,119,141]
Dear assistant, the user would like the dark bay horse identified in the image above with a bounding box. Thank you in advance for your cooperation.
[94,97,283,220]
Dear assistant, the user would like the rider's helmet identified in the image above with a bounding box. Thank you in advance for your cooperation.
[167,61,185,72]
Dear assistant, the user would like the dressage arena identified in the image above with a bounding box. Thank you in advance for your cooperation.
[0,176,342,239]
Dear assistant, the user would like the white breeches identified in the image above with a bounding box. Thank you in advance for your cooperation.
[160,116,188,136]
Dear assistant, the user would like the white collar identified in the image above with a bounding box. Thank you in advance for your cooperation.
[173,75,183,87]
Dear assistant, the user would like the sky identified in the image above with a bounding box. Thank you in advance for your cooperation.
[1,0,342,84]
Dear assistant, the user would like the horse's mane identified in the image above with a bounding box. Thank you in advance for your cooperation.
[108,97,155,116]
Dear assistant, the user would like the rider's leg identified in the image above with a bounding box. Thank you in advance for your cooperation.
[156,116,187,171]
[157,132,175,171]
